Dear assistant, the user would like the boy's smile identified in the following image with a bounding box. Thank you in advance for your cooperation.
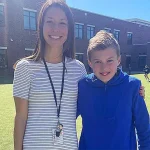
[89,48,121,83]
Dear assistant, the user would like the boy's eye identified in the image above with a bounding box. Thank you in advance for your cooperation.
[60,22,66,25]
[107,60,113,63]
[95,61,101,64]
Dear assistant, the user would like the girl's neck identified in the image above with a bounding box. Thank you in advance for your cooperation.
[44,45,63,64]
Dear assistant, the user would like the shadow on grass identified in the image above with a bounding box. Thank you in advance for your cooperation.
[0,76,13,84]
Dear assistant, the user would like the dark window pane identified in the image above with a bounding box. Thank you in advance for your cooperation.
[0,5,4,25]
[138,56,146,68]
[105,28,111,33]
[79,29,83,39]
[24,10,36,30]
[0,50,7,68]
[87,26,95,39]
[126,56,131,68]
[75,23,83,39]
[75,28,78,38]
[30,12,35,17]
[114,30,120,41]
[24,10,29,16]
[24,15,29,29]
[127,33,132,45]
[30,17,36,30]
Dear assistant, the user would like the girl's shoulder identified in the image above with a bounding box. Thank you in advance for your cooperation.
[66,58,85,70]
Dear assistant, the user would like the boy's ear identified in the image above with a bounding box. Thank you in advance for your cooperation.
[117,56,121,66]
[88,60,92,68]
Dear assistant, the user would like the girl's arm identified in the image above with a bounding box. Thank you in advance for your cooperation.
[14,97,28,150]
[139,86,145,98]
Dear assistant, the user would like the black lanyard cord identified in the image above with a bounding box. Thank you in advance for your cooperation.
[43,57,65,118]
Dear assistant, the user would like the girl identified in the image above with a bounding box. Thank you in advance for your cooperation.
[13,0,86,149]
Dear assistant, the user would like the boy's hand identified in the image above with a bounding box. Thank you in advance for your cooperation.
[139,86,145,98]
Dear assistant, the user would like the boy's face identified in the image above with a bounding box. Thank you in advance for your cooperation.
[88,48,121,83]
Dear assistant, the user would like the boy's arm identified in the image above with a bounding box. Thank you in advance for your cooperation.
[133,82,150,150]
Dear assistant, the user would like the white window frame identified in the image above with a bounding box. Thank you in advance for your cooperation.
[25,48,34,51]
[23,8,37,30]
[104,27,111,33]
[87,24,95,40]
[75,23,84,39]
[23,8,37,12]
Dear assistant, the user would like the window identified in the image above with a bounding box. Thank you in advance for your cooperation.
[126,55,131,68]
[24,9,36,30]
[0,4,4,26]
[76,53,83,63]
[87,25,95,40]
[127,32,132,45]
[75,23,83,39]
[114,30,120,41]
[0,47,7,68]
[138,55,146,69]
[104,28,111,33]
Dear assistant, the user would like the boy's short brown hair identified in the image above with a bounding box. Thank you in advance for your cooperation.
[87,30,120,60]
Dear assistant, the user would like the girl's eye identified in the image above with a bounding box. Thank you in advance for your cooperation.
[47,20,53,23]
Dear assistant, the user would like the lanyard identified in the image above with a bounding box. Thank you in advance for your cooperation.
[43,57,65,119]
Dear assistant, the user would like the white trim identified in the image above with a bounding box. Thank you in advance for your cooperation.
[105,27,111,30]
[0,47,7,49]
[70,7,150,28]
[133,44,145,46]
[126,18,150,27]
[25,48,34,51]
[87,24,95,27]
[23,8,37,12]
[0,3,4,6]
[139,55,147,57]
[114,29,120,32]
[75,22,84,25]
[127,32,133,34]
[76,53,84,55]
[126,55,131,57]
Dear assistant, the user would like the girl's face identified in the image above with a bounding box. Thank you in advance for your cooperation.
[43,6,68,49]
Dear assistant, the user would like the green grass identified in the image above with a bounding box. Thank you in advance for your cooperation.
[0,74,150,150]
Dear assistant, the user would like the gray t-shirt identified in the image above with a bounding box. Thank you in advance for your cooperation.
[13,57,86,150]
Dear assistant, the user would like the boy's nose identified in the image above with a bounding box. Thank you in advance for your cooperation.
[101,63,107,70]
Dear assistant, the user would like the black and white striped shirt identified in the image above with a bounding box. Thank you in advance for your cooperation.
[13,57,86,150]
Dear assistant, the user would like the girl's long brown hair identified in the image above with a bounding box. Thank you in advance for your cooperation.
[14,0,75,69]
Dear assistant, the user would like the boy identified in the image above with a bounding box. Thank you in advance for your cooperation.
[77,30,150,150]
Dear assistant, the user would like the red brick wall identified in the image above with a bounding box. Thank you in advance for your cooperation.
[1,0,150,74]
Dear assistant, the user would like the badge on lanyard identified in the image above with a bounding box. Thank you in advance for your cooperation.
[43,57,66,146]
[52,121,64,145]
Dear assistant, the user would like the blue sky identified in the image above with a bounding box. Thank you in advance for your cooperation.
[66,0,150,21]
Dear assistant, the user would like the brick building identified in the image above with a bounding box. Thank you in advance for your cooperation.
[0,0,150,76]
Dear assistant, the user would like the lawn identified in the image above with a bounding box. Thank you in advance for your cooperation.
[0,74,150,150]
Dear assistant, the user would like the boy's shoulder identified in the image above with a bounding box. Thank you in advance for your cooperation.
[128,75,141,85]
[78,73,94,84]
[124,75,141,91]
